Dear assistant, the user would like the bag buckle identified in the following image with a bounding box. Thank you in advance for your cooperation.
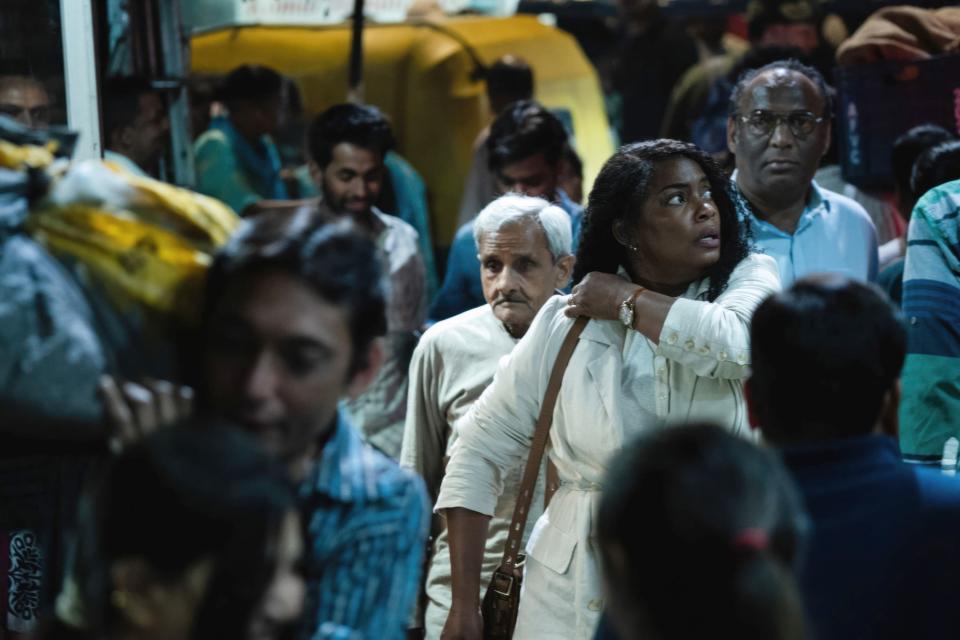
[491,570,515,598]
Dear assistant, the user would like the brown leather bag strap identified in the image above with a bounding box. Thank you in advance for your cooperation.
[500,316,588,574]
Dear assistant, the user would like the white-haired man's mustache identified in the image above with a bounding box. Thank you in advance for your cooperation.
[494,294,528,305]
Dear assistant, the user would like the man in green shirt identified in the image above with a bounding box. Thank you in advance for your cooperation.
[194,65,288,214]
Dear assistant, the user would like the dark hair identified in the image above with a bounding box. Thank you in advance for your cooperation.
[911,140,960,202]
[218,65,284,107]
[486,100,567,172]
[750,277,906,443]
[892,124,956,212]
[574,139,749,301]
[102,76,156,138]
[484,55,534,104]
[306,103,394,168]
[746,0,822,42]
[203,203,387,375]
[79,422,296,639]
[729,58,833,118]
[598,423,807,640]
[561,143,583,177]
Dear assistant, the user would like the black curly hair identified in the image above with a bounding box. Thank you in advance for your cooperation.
[574,139,750,301]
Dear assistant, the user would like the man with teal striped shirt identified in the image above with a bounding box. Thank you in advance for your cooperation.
[898,178,960,465]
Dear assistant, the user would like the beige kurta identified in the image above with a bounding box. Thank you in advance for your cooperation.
[399,304,546,639]
[436,252,780,639]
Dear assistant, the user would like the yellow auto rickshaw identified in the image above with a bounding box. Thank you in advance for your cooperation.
[191,14,613,247]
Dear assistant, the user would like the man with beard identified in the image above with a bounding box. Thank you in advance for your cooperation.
[400,194,574,638]
[102,76,170,178]
[306,103,427,459]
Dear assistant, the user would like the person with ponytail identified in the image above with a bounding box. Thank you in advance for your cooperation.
[436,139,780,639]
[597,423,808,640]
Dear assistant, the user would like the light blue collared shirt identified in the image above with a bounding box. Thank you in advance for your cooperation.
[731,176,879,287]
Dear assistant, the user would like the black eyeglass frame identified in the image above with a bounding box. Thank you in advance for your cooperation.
[734,109,829,139]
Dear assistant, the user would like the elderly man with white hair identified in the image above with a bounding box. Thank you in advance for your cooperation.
[400,193,575,639]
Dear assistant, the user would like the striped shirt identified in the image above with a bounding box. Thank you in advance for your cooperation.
[299,412,430,640]
[898,179,960,465]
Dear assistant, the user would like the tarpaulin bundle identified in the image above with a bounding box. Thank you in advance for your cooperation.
[27,160,238,325]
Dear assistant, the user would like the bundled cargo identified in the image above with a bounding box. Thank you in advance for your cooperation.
[835,6,960,188]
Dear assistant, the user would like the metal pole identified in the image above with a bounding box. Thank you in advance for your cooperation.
[160,0,196,186]
[59,0,101,161]
[348,0,365,104]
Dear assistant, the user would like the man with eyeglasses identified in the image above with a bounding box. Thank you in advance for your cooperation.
[726,59,878,287]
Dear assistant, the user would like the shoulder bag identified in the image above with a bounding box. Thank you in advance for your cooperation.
[481,316,588,639]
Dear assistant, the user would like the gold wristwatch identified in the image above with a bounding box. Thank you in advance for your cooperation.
[618,287,645,328]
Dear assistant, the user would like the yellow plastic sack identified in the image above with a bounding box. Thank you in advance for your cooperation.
[28,161,239,325]
[0,138,57,170]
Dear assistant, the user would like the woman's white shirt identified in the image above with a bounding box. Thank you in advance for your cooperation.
[435,252,780,639]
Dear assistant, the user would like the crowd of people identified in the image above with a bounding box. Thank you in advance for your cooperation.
[1,1,960,640]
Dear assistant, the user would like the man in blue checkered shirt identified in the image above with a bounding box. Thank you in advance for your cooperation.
[200,204,430,640]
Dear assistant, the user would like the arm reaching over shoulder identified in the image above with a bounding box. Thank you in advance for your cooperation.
[657,253,780,379]
[564,254,780,379]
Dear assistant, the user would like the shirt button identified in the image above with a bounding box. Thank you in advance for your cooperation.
[667,333,679,345]
[684,339,695,351]
[719,351,728,361]
[737,353,747,365]
[698,345,710,355]
[910,317,918,325]
[588,599,604,612]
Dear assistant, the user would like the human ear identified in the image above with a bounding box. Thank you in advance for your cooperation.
[308,160,323,187]
[554,254,576,289]
[110,126,132,153]
[612,219,631,248]
[346,338,385,400]
[726,116,738,154]
[877,379,900,438]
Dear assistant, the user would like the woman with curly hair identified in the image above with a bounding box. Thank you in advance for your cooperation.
[436,139,781,639]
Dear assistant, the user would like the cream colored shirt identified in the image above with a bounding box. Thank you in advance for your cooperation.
[400,304,545,639]
[436,252,780,639]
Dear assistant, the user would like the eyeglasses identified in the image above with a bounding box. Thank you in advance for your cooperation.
[735,110,826,139]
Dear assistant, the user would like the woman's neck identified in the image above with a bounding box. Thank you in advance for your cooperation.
[625,264,694,298]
